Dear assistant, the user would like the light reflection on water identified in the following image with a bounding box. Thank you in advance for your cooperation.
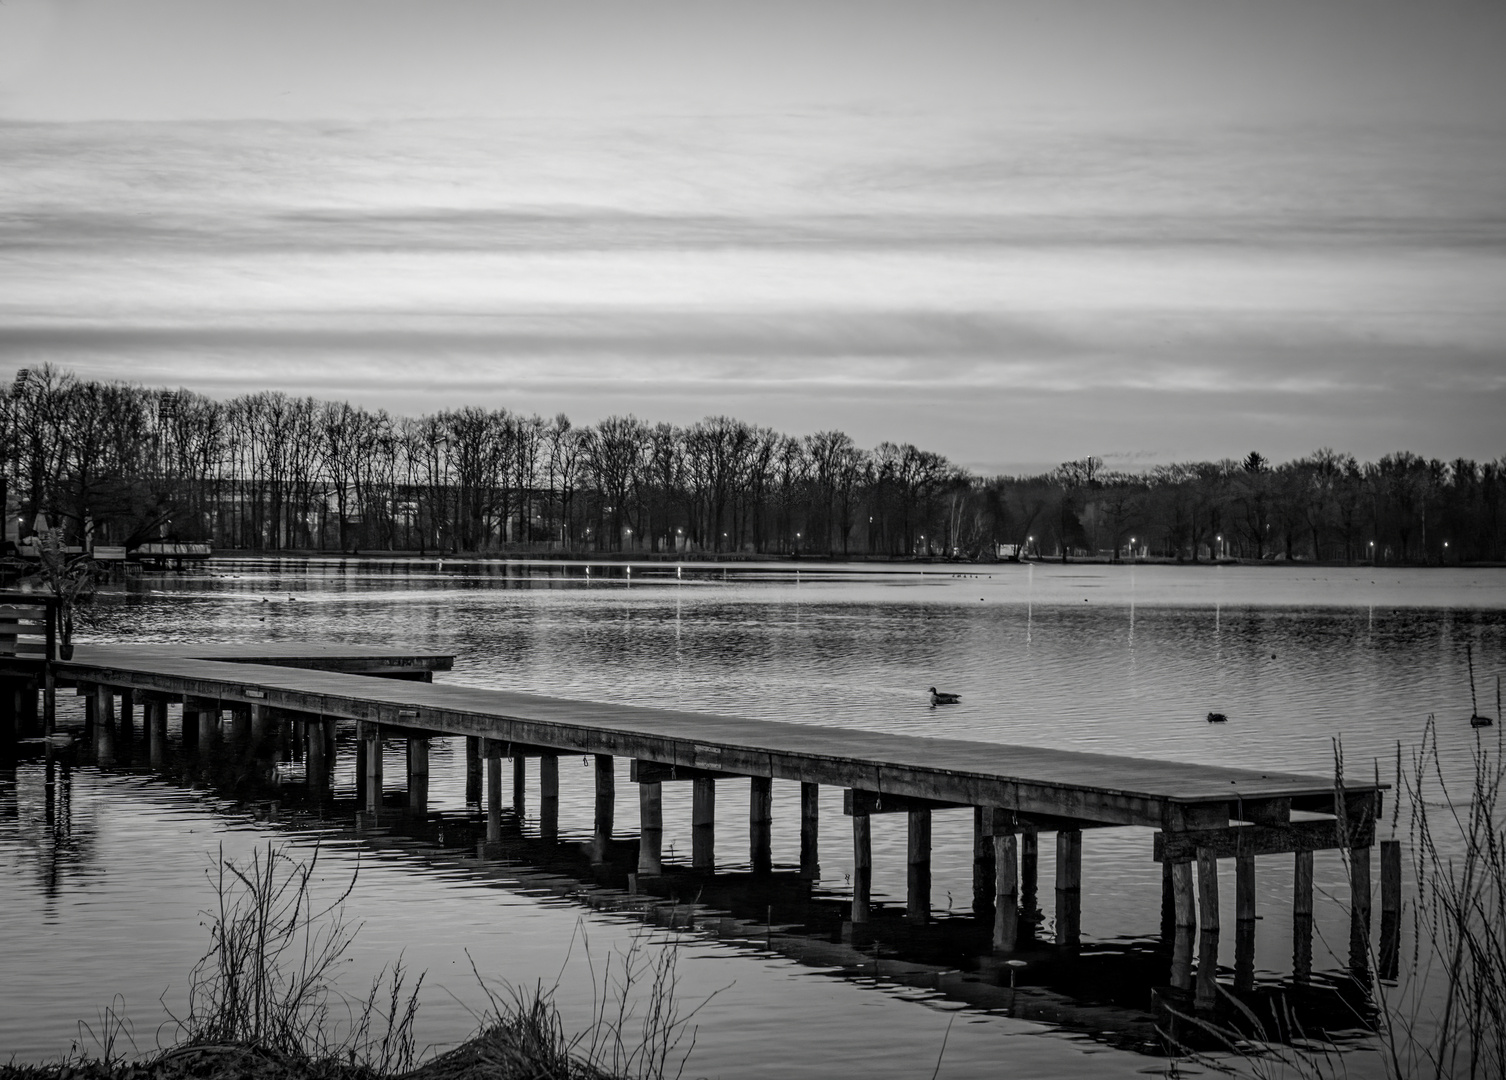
[2,560,1503,1077]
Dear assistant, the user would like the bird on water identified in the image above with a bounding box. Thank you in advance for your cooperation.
[1206,711,1228,723]
[930,687,961,706]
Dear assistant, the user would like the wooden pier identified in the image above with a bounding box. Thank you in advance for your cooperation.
[6,633,1392,1000]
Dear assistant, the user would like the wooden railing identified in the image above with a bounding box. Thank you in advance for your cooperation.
[0,592,59,664]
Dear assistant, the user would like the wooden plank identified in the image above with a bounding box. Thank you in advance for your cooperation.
[1154,817,1374,862]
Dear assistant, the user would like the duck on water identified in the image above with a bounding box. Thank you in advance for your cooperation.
[929,687,961,706]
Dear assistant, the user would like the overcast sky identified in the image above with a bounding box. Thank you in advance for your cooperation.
[2,1,1502,474]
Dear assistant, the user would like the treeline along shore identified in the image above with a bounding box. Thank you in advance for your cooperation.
[5,365,1503,563]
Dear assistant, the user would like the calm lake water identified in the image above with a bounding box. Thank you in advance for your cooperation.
[2,560,1503,1077]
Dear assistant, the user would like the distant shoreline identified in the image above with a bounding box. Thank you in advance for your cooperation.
[194,549,1505,570]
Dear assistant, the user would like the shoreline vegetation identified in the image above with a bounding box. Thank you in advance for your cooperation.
[1,844,708,1080]
[5,365,1503,567]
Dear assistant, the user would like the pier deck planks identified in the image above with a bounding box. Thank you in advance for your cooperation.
[58,644,1372,831]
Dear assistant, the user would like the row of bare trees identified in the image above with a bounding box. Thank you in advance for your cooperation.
[2,367,1502,563]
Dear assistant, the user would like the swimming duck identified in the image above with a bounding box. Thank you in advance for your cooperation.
[1206,711,1228,723]
[929,687,961,706]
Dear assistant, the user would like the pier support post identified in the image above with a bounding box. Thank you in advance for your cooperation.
[594,754,615,853]
[486,740,502,844]
[638,781,663,876]
[1055,829,1082,946]
[750,776,772,875]
[512,754,527,818]
[1161,861,1176,943]
[1021,828,1039,934]
[851,808,871,924]
[540,753,559,843]
[1173,862,1196,928]
[465,736,482,805]
[355,736,368,804]
[307,718,328,791]
[228,705,250,745]
[1195,848,1220,1012]
[692,777,715,871]
[363,723,382,817]
[94,686,116,767]
[1235,854,1256,991]
[973,807,995,922]
[1294,850,1314,983]
[993,825,1019,952]
[1380,839,1402,981]
[198,704,219,750]
[907,808,932,924]
[149,701,167,769]
[1170,856,1197,990]
[800,782,819,879]
[249,704,268,744]
[118,692,135,745]
[406,737,429,817]
[1349,843,1372,980]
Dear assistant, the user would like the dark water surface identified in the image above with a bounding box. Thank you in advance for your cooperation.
[2,560,1503,1077]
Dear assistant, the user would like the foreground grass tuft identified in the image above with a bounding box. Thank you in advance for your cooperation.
[3,843,702,1080]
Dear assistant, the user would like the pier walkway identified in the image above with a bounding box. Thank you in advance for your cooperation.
[14,638,1392,1008]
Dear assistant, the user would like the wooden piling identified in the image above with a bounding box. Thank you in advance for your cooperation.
[973,806,996,922]
[512,754,527,817]
[118,692,135,744]
[249,703,268,743]
[465,736,482,805]
[307,720,327,789]
[1380,839,1402,981]
[1196,848,1220,932]
[594,754,615,843]
[750,776,773,875]
[1171,926,1195,990]
[363,723,382,817]
[1055,829,1082,946]
[1293,850,1314,982]
[406,737,429,817]
[1350,844,1372,979]
[486,739,502,843]
[149,701,167,769]
[993,827,1019,952]
[355,736,368,804]
[692,776,715,871]
[1021,828,1039,933]
[851,809,872,924]
[638,781,663,876]
[540,753,559,843]
[94,691,115,767]
[1195,927,1220,1013]
[907,807,932,923]
[1235,853,1255,923]
[1160,861,1176,942]
[1234,852,1256,991]
[1173,862,1196,929]
[799,781,819,879]
[198,706,218,750]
